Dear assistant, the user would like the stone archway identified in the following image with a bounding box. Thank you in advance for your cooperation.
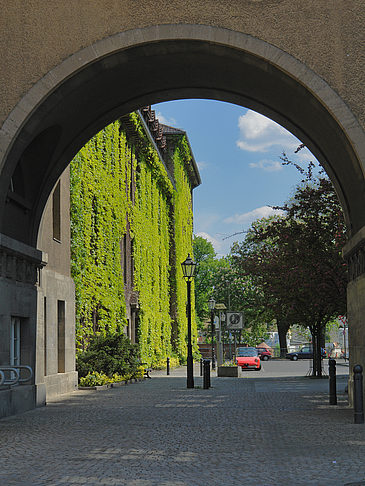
[1,25,365,245]
[1,22,365,410]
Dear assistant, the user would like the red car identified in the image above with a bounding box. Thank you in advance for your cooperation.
[236,347,261,370]
[256,347,272,361]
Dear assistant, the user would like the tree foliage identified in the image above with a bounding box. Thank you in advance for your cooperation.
[192,235,216,323]
[231,176,347,375]
[211,257,269,346]
[192,234,269,345]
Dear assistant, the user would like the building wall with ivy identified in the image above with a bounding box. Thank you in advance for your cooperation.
[70,111,200,366]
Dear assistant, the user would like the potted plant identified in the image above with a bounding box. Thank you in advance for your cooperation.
[217,360,242,377]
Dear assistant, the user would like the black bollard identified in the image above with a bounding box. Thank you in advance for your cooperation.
[200,358,203,377]
[329,358,337,405]
[353,364,364,424]
[167,357,170,376]
[203,359,210,389]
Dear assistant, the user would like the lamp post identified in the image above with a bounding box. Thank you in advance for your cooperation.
[208,298,216,370]
[339,316,348,361]
[181,254,197,389]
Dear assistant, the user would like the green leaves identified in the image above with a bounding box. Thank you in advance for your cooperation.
[71,115,196,365]
[231,176,347,331]
[71,122,129,349]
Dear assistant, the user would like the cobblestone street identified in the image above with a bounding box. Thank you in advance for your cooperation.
[1,365,364,486]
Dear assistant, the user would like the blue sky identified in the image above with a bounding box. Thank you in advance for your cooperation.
[153,99,316,257]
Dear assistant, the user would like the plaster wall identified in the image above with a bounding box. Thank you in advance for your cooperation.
[0,235,44,417]
[36,168,77,402]
[346,274,365,406]
[0,1,364,131]
[37,167,71,276]
[36,269,77,401]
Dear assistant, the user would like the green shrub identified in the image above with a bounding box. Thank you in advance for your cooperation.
[77,332,141,379]
[153,356,180,370]
[79,371,110,387]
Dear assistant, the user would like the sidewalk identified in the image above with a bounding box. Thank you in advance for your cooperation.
[0,365,364,486]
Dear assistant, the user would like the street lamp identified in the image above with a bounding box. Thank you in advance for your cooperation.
[339,317,348,361]
[181,254,197,389]
[208,297,216,370]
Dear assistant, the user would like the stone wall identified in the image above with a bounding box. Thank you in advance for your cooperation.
[0,233,45,417]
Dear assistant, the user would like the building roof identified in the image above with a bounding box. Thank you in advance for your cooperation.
[160,124,201,189]
[160,124,185,135]
[122,107,201,190]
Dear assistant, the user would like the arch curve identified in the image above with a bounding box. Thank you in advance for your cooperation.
[1,24,365,244]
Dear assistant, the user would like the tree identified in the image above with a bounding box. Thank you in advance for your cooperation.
[193,236,269,345]
[231,176,347,375]
[192,235,216,325]
[211,256,269,346]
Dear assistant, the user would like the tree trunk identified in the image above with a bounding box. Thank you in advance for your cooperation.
[277,320,289,357]
[320,326,326,349]
[316,326,323,377]
[311,326,322,377]
[312,330,318,377]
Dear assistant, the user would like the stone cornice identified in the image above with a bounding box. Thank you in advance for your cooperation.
[0,233,47,285]
[343,227,365,282]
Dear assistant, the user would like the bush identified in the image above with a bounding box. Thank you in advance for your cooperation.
[152,356,180,370]
[77,332,141,379]
[79,371,110,387]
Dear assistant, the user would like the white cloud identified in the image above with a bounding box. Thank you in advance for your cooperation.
[197,161,209,171]
[194,212,220,233]
[156,111,177,126]
[237,110,300,154]
[249,159,283,172]
[223,206,285,225]
[195,231,222,252]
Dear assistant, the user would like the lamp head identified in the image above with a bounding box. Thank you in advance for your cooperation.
[181,253,197,280]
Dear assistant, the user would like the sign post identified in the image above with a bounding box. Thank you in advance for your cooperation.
[226,312,244,359]
[214,303,226,365]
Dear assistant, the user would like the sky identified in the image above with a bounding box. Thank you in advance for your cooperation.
[153,99,317,257]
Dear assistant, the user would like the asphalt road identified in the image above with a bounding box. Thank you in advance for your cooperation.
[153,357,350,380]
[242,357,349,378]
[152,358,350,394]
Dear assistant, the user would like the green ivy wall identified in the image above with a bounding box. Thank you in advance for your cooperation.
[70,113,197,365]
[171,138,198,360]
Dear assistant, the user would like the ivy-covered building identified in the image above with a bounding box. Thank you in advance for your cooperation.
[70,108,200,367]
[0,108,200,417]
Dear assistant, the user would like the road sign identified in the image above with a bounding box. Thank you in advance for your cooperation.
[215,303,227,310]
[226,312,244,329]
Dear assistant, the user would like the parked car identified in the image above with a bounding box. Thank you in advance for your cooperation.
[256,347,272,361]
[236,347,261,370]
[286,346,327,361]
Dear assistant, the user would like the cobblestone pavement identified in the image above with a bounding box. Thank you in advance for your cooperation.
[1,365,364,486]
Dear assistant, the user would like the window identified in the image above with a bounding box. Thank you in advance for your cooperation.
[57,300,65,373]
[10,317,21,366]
[123,234,127,283]
[44,297,47,376]
[52,180,61,242]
